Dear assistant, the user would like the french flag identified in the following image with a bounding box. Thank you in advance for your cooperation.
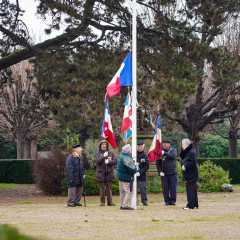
[120,92,132,143]
[101,97,117,149]
[148,115,162,163]
[106,52,133,98]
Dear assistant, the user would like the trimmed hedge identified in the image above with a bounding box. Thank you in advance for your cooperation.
[0,160,35,184]
[197,158,240,184]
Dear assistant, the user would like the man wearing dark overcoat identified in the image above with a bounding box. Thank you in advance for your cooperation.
[66,144,85,207]
[156,139,178,205]
[95,140,117,206]
[136,141,149,205]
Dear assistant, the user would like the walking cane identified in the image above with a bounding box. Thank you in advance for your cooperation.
[161,157,164,193]
[83,186,86,207]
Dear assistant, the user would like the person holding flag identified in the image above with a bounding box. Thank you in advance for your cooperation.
[95,140,117,206]
[156,139,178,206]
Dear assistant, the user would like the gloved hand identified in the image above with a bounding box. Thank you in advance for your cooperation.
[160,172,165,177]
[136,172,140,177]
[83,175,85,178]
[162,150,165,155]
[182,165,186,171]
[105,159,109,164]
[103,151,108,157]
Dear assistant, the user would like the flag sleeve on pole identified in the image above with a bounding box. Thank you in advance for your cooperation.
[101,97,117,149]
[120,92,132,143]
[148,116,162,163]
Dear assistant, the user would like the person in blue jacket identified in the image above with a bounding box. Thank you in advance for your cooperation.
[66,144,85,207]
[117,144,137,210]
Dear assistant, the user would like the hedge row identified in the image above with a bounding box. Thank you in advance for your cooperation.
[0,160,35,184]
[197,158,240,184]
[0,158,240,184]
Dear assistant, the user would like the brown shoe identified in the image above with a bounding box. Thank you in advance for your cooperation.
[100,203,105,206]
[107,203,116,206]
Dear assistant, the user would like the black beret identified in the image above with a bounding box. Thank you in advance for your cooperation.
[162,139,170,143]
[137,141,145,145]
[73,144,81,149]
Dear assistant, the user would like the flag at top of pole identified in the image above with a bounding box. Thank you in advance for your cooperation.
[148,114,162,163]
[101,96,117,149]
[106,52,133,98]
[120,92,132,144]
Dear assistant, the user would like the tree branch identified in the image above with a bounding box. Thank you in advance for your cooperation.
[212,124,228,139]
[0,25,32,51]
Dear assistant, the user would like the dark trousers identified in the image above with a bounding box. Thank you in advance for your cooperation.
[186,181,198,208]
[137,180,147,204]
[67,186,84,206]
[99,181,113,204]
[161,173,178,204]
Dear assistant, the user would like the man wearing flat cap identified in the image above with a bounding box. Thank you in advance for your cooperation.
[66,144,85,207]
[136,141,149,205]
[117,144,137,210]
[156,139,178,205]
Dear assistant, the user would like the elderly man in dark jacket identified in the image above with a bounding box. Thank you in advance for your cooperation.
[136,141,149,205]
[66,144,85,207]
[95,140,117,206]
[156,139,178,205]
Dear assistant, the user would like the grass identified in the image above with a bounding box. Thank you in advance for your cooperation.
[0,183,21,190]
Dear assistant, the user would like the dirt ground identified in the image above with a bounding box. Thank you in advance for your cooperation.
[0,185,240,240]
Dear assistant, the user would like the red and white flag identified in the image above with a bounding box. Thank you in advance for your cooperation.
[101,96,117,149]
[106,52,133,98]
[120,92,132,143]
[148,115,162,163]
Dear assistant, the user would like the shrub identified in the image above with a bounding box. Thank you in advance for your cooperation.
[198,160,231,192]
[0,225,38,240]
[34,151,66,195]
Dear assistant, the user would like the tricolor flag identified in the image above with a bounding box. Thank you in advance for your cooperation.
[120,92,132,143]
[101,97,117,149]
[106,52,133,98]
[148,115,162,163]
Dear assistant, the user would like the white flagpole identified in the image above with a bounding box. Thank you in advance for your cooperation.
[131,0,137,209]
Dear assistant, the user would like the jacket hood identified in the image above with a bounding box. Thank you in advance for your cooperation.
[99,139,106,152]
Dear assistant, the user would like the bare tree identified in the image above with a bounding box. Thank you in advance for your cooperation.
[0,60,50,159]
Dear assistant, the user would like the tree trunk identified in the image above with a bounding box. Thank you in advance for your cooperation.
[188,132,200,157]
[229,131,238,158]
[23,138,31,159]
[16,131,25,159]
[31,140,38,159]
[178,129,181,156]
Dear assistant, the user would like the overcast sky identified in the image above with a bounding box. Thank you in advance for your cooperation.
[18,0,64,43]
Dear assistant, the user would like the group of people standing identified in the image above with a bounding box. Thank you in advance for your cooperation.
[65,138,199,210]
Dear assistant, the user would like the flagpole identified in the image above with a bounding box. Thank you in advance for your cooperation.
[131,0,137,209]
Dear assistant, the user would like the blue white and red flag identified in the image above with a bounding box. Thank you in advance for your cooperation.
[106,52,133,98]
[120,92,132,143]
[148,114,162,163]
[101,97,117,149]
